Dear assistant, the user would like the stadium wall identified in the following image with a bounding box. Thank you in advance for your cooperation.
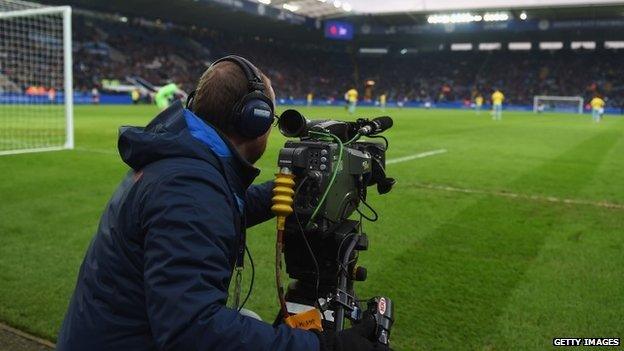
[0,92,131,104]
[2,94,622,114]
[277,99,624,115]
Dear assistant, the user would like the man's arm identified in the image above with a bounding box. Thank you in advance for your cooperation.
[245,180,275,227]
[141,172,318,351]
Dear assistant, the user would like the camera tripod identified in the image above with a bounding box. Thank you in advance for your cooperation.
[274,219,393,345]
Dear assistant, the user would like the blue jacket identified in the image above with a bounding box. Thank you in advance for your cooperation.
[57,102,319,351]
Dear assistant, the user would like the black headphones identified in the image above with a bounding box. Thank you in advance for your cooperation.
[187,55,274,139]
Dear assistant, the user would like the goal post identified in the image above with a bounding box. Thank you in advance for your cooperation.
[0,1,73,156]
[533,95,584,115]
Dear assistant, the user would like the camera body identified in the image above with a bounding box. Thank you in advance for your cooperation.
[278,140,385,228]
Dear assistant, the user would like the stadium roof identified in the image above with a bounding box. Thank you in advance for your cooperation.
[37,0,624,44]
[350,0,624,14]
[261,0,624,17]
[267,0,351,18]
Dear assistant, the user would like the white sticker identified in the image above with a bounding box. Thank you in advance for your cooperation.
[378,297,387,315]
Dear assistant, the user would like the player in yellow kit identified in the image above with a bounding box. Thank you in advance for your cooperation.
[346,87,358,114]
[590,95,605,122]
[491,89,505,120]
[379,93,387,111]
[131,89,141,105]
[474,94,484,115]
[307,92,313,107]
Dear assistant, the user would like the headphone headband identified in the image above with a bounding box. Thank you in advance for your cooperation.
[210,55,266,94]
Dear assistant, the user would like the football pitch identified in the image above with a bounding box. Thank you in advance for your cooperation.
[1,105,623,350]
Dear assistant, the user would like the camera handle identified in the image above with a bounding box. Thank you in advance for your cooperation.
[334,233,361,331]
[270,167,296,319]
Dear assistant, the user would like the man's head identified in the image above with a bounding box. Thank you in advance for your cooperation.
[192,58,275,164]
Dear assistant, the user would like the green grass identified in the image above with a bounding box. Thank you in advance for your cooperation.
[1,105,623,350]
[0,105,66,151]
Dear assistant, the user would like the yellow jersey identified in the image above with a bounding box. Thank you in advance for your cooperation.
[307,93,313,102]
[590,97,605,109]
[475,96,484,106]
[131,90,140,101]
[491,91,504,105]
[380,94,386,104]
[346,89,358,103]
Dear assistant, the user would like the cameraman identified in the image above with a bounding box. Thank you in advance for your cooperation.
[57,56,384,351]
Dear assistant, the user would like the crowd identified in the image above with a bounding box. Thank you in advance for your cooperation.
[71,14,624,108]
[73,16,209,93]
[359,51,624,107]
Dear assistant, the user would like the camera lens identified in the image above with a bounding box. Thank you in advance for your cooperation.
[278,109,307,137]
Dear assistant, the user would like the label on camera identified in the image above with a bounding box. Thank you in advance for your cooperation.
[284,308,323,331]
[378,297,387,315]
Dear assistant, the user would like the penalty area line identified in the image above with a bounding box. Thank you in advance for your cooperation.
[386,149,447,165]
[411,182,624,210]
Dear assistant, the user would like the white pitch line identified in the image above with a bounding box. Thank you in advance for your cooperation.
[73,148,450,163]
[72,147,449,166]
[387,149,447,165]
[412,182,624,210]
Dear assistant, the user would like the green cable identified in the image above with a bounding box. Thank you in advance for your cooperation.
[306,131,344,229]
[345,133,361,145]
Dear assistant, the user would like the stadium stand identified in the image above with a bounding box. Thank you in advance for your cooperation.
[358,51,624,107]
[69,10,624,111]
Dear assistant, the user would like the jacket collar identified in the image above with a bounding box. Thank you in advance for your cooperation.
[183,108,260,190]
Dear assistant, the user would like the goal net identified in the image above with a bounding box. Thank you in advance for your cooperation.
[533,95,583,114]
[0,0,73,156]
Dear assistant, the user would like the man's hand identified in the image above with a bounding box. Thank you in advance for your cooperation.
[316,317,389,351]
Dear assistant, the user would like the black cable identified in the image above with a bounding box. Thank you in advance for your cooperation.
[237,245,254,312]
[292,176,322,305]
[335,233,356,277]
[366,134,389,149]
[356,196,379,222]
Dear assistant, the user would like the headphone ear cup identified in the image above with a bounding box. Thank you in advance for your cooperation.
[234,92,274,139]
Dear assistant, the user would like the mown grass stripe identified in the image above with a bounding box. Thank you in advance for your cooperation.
[409,182,624,210]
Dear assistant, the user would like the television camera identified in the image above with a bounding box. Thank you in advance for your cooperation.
[271,109,396,346]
